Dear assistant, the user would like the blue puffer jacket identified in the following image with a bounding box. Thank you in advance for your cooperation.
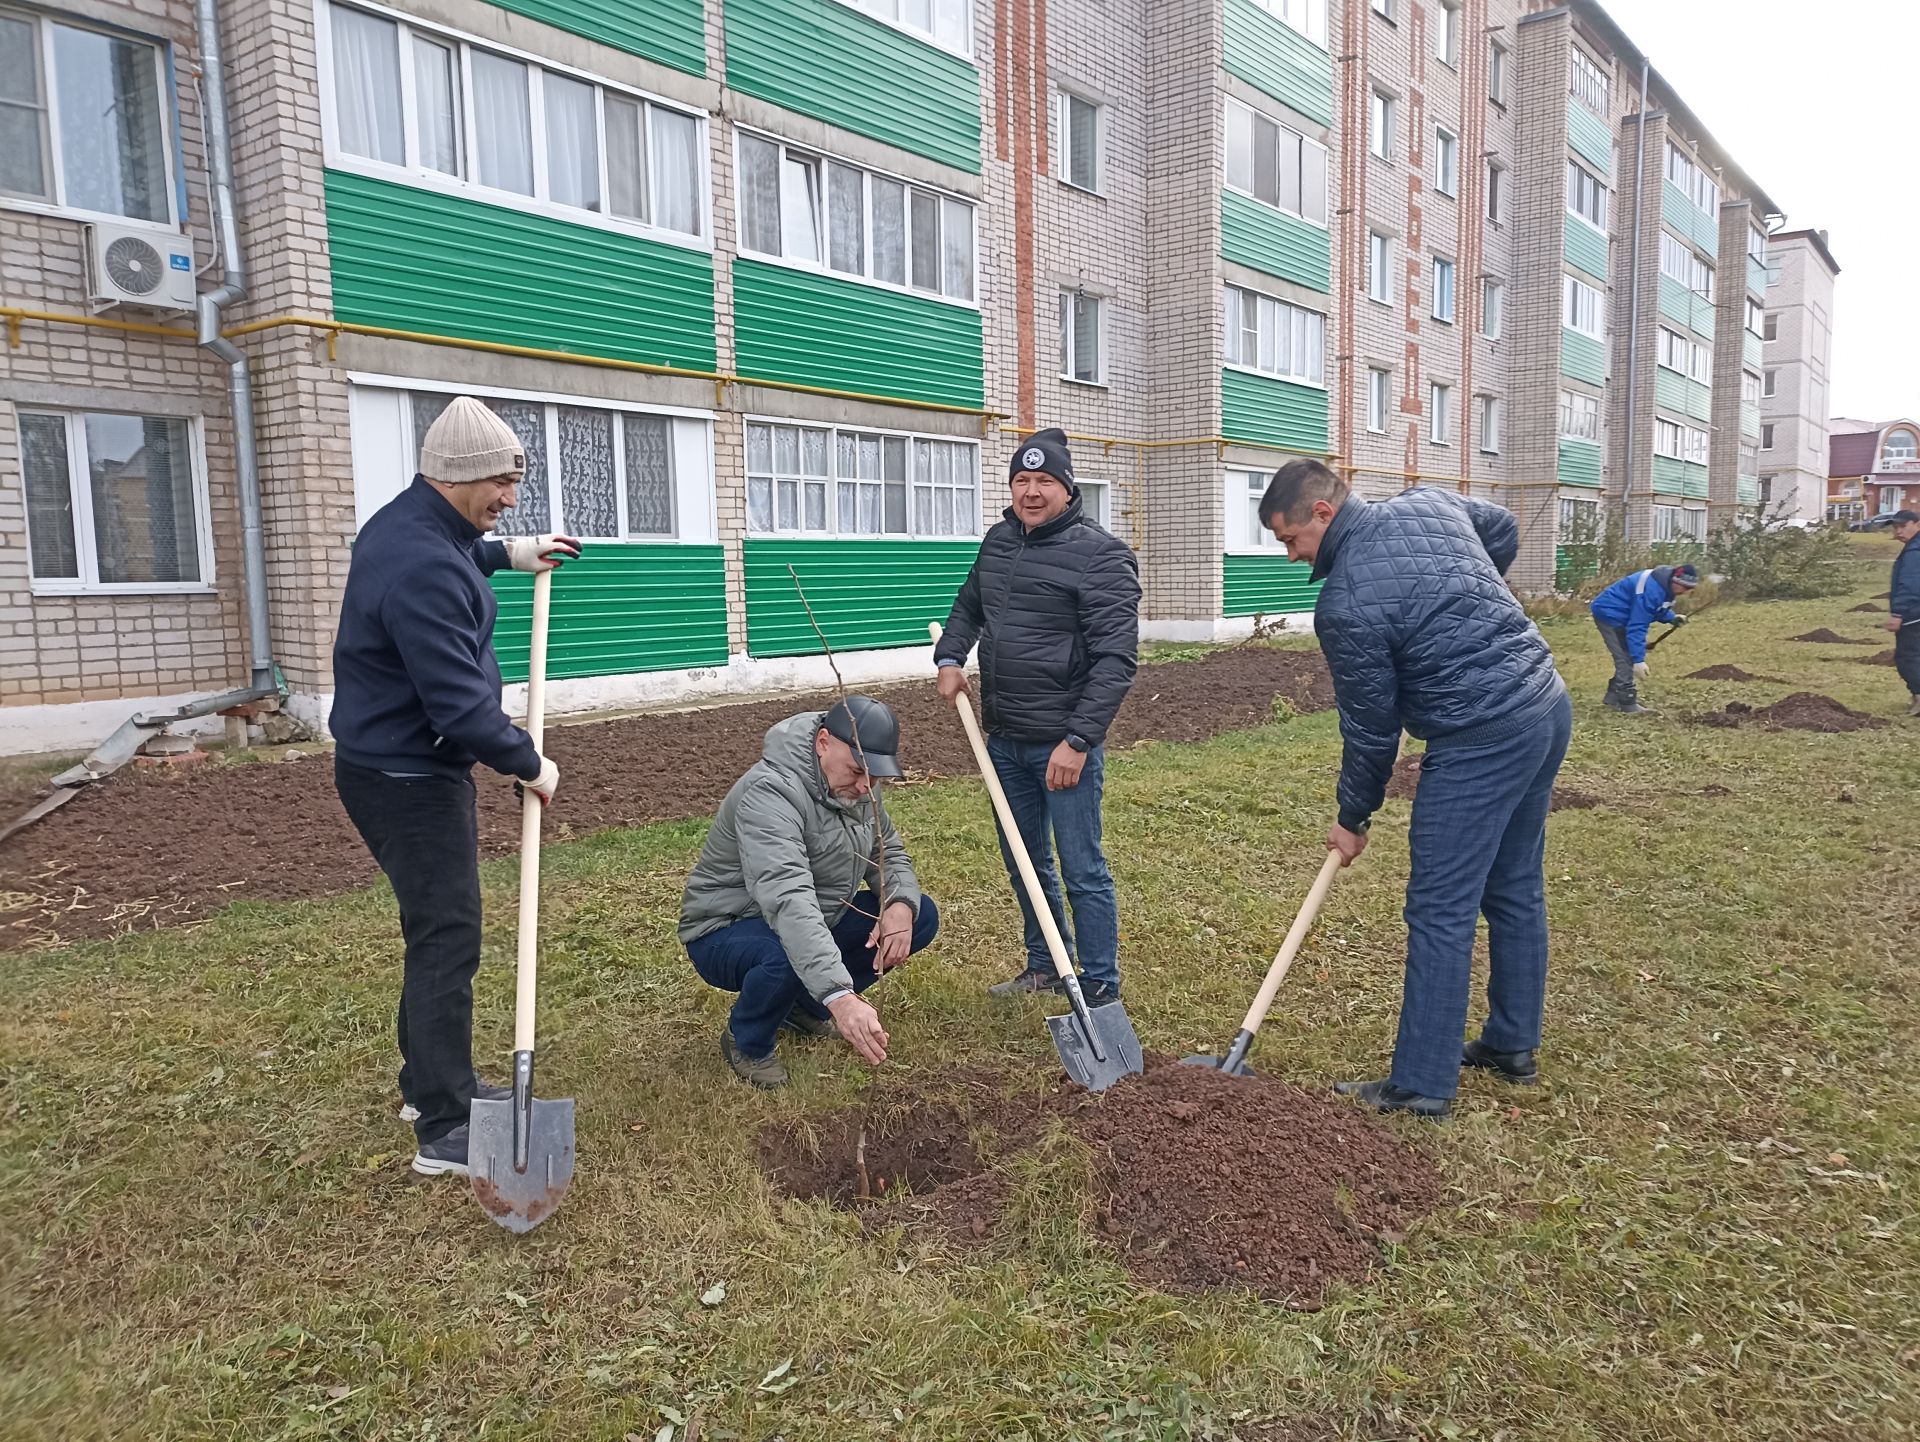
[1891,534,1920,622]
[1311,488,1565,832]
[1589,567,1684,661]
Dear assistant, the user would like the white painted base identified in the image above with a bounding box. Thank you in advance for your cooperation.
[1140,612,1316,643]
[0,690,234,760]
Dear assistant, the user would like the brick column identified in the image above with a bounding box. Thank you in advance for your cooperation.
[1709,198,1752,534]
[1609,108,1668,548]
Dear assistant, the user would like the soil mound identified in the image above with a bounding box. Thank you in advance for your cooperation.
[1384,754,1599,812]
[1695,692,1888,733]
[1789,629,1878,645]
[1849,603,1883,613]
[759,1061,1440,1305]
[1684,665,1781,682]
[0,648,1334,951]
[1858,649,1898,667]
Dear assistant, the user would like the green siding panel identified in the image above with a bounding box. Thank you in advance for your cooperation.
[1566,98,1612,176]
[492,544,729,683]
[1741,402,1760,440]
[1561,328,1604,385]
[1682,462,1709,500]
[1222,552,1321,617]
[1744,331,1762,367]
[1658,274,1714,340]
[1564,218,1608,281]
[1684,379,1713,423]
[1221,368,1330,453]
[1748,255,1768,297]
[725,0,980,172]
[1652,455,1688,497]
[743,538,980,657]
[1738,475,1760,506]
[1662,181,1718,252]
[324,170,716,370]
[1223,0,1333,126]
[1558,438,1603,489]
[1221,188,1332,292]
[1556,544,1601,590]
[733,259,983,408]
[1655,366,1686,412]
[486,0,704,73]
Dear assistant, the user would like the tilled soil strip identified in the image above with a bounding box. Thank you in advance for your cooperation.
[0,649,1334,951]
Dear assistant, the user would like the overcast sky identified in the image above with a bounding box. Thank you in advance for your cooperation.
[1590,0,1911,423]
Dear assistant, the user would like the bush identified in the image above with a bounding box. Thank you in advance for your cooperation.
[1703,511,1854,601]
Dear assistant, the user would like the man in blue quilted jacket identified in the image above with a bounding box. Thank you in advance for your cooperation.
[1258,460,1573,1119]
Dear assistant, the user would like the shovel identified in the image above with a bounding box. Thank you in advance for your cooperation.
[1183,849,1343,1077]
[470,567,575,1233]
[930,624,1144,1092]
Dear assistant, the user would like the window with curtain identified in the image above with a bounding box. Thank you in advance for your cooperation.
[736,132,976,303]
[747,422,978,537]
[21,409,206,589]
[1060,92,1101,192]
[1231,470,1285,549]
[325,2,703,236]
[1223,284,1325,385]
[2,9,176,221]
[1060,290,1104,384]
[1225,98,1328,224]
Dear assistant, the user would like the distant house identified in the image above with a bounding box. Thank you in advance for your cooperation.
[1828,419,1920,522]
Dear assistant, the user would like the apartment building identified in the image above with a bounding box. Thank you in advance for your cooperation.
[1758,229,1839,525]
[0,0,1792,754]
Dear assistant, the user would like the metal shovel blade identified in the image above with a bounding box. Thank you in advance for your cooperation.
[1179,1028,1259,1078]
[469,1054,574,1234]
[1046,999,1145,1092]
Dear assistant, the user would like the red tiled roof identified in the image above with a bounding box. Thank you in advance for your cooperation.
[1829,430,1879,478]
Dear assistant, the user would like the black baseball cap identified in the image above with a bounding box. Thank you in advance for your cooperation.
[821,695,904,778]
[1889,509,1919,524]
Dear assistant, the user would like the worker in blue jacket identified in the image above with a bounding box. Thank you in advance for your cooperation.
[332,396,580,1180]
[1883,510,1920,716]
[1589,563,1698,714]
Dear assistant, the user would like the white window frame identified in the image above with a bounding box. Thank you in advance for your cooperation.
[1057,89,1102,194]
[1762,368,1777,398]
[1885,430,1919,462]
[1746,298,1764,337]
[1566,160,1606,230]
[1485,159,1504,224]
[1684,426,1709,467]
[1367,366,1392,433]
[1429,382,1452,445]
[19,408,215,595]
[1559,496,1599,541]
[744,417,980,540]
[1479,395,1502,455]
[1761,422,1775,451]
[1224,283,1327,388]
[0,6,182,232]
[1367,230,1392,304]
[1562,274,1602,338]
[1059,288,1106,387]
[1435,1,1459,66]
[1224,97,1330,228]
[346,374,717,540]
[1371,0,1395,17]
[1432,255,1455,323]
[1228,468,1289,552]
[1560,389,1599,442]
[1654,417,1684,460]
[1481,276,1503,340]
[1434,125,1458,196]
[1249,0,1328,47]
[1569,48,1610,116]
[1370,88,1395,162]
[1488,39,1508,105]
[830,0,974,59]
[1762,310,1778,341]
[1747,226,1768,264]
[734,127,977,307]
[315,0,712,250]
[1076,477,1113,531]
[1741,370,1761,406]
[1658,232,1715,299]
[1665,140,1719,216]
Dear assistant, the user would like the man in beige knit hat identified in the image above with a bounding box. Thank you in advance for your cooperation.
[332,395,582,1178]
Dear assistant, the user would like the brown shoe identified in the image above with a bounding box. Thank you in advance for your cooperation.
[721,1029,788,1088]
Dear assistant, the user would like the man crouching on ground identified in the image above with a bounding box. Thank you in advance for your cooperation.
[679,696,939,1087]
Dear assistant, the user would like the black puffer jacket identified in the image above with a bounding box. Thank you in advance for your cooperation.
[1311,488,1564,831]
[935,497,1141,745]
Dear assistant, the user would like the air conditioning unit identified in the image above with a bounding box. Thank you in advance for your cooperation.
[84,223,197,312]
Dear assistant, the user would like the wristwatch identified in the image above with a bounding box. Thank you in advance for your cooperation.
[1065,734,1090,754]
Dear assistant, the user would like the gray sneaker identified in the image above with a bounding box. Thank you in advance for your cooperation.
[721,1030,789,1088]
[987,968,1066,998]
[1907,694,1920,718]
[399,1076,510,1124]
[411,1123,470,1177]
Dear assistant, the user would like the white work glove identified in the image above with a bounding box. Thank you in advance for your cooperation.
[520,754,560,804]
[1633,662,1651,680]
[504,533,581,573]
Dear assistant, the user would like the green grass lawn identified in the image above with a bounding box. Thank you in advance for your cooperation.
[3,553,1916,1442]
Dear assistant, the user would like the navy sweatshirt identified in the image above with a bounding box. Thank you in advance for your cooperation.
[331,476,541,780]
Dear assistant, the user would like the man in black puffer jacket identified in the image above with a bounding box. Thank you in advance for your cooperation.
[1258,459,1572,1119]
[935,429,1141,1002]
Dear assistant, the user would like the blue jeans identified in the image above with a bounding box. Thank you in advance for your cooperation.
[685,891,941,1060]
[1393,687,1574,1099]
[985,734,1120,988]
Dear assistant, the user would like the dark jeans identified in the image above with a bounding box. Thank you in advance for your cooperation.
[1393,687,1574,1099]
[985,734,1120,988]
[335,759,482,1144]
[1594,620,1637,706]
[686,891,941,1060]
[1897,621,1920,697]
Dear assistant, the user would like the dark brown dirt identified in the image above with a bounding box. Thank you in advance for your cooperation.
[1849,603,1884,613]
[1858,649,1899,667]
[1789,629,1879,645]
[1383,754,1600,812]
[0,649,1334,951]
[759,1059,1442,1306]
[1684,665,1782,682]
[1693,692,1889,733]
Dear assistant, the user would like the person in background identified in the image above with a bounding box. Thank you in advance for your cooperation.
[331,396,580,1179]
[1883,510,1920,717]
[1588,563,1699,714]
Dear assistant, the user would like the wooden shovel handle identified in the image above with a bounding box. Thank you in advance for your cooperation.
[1236,849,1343,1039]
[514,568,552,1056]
[930,624,1078,983]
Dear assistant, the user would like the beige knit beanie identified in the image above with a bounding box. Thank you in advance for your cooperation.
[419,396,526,484]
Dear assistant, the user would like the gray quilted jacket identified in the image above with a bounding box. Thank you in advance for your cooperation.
[678,713,922,1001]
[1310,489,1564,832]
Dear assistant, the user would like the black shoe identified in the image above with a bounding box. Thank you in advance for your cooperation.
[411,1123,470,1177]
[780,1010,839,1040]
[1081,981,1123,1007]
[1332,1078,1451,1120]
[399,1076,510,1124]
[987,969,1066,998]
[1462,1038,1539,1085]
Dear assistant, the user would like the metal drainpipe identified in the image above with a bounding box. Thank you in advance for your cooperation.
[1621,54,1650,545]
[193,0,275,693]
